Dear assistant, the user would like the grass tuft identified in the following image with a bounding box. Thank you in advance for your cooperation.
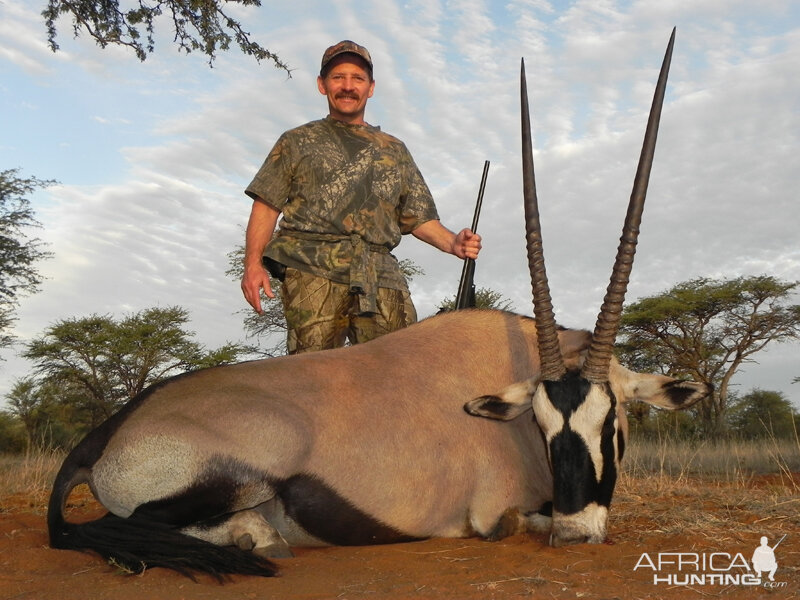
[0,447,64,507]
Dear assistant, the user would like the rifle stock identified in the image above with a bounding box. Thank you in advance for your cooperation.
[454,160,490,310]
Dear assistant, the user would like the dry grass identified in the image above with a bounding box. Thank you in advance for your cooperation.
[615,435,800,554]
[0,447,64,507]
[622,435,800,487]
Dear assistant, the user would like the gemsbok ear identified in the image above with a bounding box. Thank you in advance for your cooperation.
[464,377,540,421]
[610,361,712,411]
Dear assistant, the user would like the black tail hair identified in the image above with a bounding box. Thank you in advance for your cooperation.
[49,512,278,581]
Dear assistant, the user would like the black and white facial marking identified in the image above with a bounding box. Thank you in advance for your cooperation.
[532,370,621,545]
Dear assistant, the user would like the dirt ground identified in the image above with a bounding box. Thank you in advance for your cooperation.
[2,478,798,600]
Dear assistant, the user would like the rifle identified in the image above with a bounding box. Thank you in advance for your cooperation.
[454,160,490,309]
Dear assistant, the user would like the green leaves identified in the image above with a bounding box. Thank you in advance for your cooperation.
[727,389,799,440]
[619,275,800,437]
[43,0,291,70]
[20,307,255,431]
[437,287,515,313]
[0,169,54,348]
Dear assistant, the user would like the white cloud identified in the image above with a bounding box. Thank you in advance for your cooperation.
[0,1,63,76]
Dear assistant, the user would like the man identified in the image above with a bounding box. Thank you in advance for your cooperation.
[241,40,481,354]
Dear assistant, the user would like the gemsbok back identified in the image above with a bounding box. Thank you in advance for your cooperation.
[48,28,711,579]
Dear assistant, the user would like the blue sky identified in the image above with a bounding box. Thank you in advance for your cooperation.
[1,0,799,406]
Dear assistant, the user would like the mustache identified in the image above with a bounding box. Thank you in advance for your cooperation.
[335,92,360,100]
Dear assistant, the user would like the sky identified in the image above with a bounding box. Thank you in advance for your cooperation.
[1,0,798,408]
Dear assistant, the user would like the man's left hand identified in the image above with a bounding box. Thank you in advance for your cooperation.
[454,228,482,260]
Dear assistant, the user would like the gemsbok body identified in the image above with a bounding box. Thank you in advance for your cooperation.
[48,28,710,579]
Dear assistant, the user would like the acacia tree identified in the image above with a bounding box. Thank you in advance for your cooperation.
[0,412,26,453]
[437,287,515,313]
[726,389,799,440]
[4,378,49,449]
[3,377,77,449]
[43,0,290,70]
[0,169,54,348]
[618,275,800,437]
[22,306,253,429]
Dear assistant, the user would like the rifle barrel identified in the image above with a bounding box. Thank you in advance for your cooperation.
[470,160,490,232]
[454,160,490,310]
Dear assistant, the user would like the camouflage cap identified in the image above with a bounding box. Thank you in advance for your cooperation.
[320,40,373,75]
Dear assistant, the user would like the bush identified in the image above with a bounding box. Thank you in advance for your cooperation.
[0,413,26,453]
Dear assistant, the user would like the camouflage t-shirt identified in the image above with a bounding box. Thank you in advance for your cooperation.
[245,117,439,306]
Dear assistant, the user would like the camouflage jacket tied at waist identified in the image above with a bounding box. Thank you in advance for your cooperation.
[268,229,391,314]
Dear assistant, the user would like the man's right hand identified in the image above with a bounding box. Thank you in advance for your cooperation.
[241,199,282,314]
[241,264,275,314]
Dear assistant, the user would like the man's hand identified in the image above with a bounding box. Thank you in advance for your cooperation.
[453,228,482,260]
[241,199,281,314]
[412,220,483,259]
[241,264,274,314]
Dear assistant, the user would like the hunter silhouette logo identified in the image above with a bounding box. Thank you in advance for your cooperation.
[752,535,784,582]
[634,534,788,588]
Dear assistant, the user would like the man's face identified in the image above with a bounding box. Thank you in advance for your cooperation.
[317,55,375,124]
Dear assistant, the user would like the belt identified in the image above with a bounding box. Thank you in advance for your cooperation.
[281,231,389,314]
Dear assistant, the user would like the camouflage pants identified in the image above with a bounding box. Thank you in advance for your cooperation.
[280,268,417,354]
